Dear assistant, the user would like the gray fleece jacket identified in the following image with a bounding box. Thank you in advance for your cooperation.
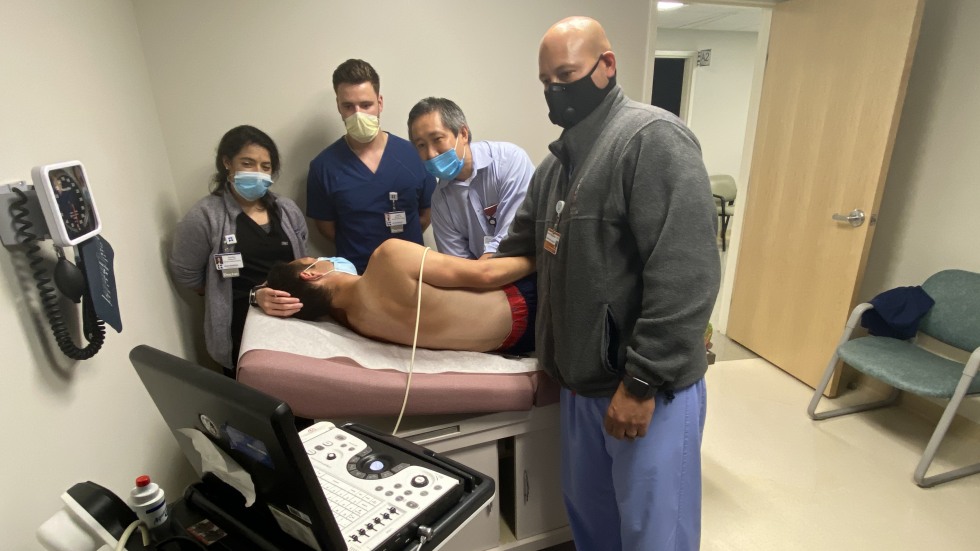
[496,86,720,397]
[169,190,307,368]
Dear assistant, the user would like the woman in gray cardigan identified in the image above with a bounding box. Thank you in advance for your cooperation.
[169,126,307,374]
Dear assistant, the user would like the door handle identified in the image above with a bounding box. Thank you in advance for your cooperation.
[523,469,529,504]
[832,209,865,227]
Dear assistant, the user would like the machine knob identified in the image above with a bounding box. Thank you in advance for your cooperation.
[326,452,337,460]
[411,475,429,488]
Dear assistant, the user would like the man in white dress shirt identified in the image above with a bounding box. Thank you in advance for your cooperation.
[408,97,534,259]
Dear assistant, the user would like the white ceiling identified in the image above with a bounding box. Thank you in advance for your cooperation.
[657,3,763,32]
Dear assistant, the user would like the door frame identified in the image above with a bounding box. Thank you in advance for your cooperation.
[645,0,774,334]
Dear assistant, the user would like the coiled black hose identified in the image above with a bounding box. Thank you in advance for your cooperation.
[9,187,105,359]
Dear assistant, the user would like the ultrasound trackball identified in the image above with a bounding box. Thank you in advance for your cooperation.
[357,453,393,474]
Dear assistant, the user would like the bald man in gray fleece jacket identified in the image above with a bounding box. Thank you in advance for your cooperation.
[494,16,720,551]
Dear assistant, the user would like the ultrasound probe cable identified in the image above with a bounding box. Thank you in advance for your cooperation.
[393,246,430,435]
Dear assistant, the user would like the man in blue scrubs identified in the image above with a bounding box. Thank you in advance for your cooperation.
[307,59,435,273]
[496,17,719,550]
[407,97,533,259]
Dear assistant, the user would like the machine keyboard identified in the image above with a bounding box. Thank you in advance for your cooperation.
[299,421,460,550]
[313,465,382,528]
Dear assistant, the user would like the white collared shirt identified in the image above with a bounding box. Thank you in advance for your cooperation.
[429,141,534,258]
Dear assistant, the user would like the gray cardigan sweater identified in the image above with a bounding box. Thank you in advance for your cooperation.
[496,86,720,397]
[169,190,307,368]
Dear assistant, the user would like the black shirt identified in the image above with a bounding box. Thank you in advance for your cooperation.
[229,209,295,372]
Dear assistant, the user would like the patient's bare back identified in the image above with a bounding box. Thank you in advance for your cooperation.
[345,246,514,352]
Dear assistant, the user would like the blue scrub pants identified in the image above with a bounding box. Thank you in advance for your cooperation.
[560,378,707,551]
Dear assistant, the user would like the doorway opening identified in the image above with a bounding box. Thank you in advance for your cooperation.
[651,51,697,122]
[648,2,770,358]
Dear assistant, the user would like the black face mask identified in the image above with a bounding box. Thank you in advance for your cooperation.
[544,56,617,129]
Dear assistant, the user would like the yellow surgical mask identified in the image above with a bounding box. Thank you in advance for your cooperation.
[344,112,380,143]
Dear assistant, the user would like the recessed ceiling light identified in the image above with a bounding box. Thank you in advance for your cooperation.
[657,2,685,11]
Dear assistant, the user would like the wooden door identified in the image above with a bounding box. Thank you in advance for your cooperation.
[727,0,923,392]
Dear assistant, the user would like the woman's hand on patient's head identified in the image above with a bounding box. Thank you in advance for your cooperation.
[257,287,302,317]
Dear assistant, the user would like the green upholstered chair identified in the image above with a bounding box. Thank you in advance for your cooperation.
[807,269,980,487]
[709,175,737,251]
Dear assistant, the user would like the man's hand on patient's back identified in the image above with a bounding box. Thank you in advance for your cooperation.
[257,287,303,317]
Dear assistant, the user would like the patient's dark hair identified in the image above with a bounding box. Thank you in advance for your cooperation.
[266,262,333,321]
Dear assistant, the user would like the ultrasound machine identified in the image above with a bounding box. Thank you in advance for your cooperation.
[129,345,494,550]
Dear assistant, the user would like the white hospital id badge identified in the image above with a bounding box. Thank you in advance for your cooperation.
[544,228,560,255]
[385,210,406,233]
[214,253,243,278]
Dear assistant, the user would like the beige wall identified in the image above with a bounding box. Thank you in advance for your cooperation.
[861,0,980,293]
[132,0,654,255]
[0,0,196,547]
[654,28,759,182]
[859,0,980,423]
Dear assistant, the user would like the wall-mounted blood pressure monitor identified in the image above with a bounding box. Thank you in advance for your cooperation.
[0,160,119,359]
[31,161,101,247]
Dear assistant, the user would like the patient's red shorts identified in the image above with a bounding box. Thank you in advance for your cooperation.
[496,275,537,355]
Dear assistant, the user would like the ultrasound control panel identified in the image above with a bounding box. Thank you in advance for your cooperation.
[299,422,461,550]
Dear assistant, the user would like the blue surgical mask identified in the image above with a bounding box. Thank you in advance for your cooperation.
[423,137,467,180]
[318,256,358,275]
[232,171,273,201]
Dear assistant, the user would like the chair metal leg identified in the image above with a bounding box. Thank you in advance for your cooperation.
[808,350,843,419]
[913,354,980,487]
[809,379,900,420]
[720,215,728,252]
[807,303,882,420]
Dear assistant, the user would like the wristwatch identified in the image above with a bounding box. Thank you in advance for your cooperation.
[248,285,265,307]
[623,374,656,400]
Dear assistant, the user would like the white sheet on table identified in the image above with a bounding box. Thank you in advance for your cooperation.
[240,309,539,374]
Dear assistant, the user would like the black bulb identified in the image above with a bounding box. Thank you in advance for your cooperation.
[54,257,86,303]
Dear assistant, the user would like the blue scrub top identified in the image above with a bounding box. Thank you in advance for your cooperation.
[307,133,435,272]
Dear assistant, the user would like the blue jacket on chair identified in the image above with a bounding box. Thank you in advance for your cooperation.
[860,286,935,340]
